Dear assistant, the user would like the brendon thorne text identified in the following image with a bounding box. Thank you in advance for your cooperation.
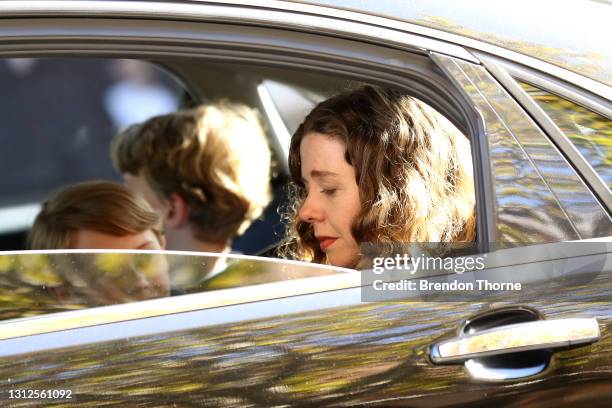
[373,279,522,292]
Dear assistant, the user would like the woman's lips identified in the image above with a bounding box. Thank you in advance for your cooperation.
[318,237,338,251]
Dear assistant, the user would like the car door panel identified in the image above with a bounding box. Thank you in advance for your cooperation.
[1,243,610,406]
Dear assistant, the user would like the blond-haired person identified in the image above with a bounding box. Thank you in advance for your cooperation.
[281,86,476,268]
[28,180,169,304]
[111,103,272,254]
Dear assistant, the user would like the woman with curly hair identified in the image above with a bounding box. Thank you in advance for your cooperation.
[280,86,476,268]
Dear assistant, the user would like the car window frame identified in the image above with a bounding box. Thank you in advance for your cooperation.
[2,4,563,333]
[0,12,493,249]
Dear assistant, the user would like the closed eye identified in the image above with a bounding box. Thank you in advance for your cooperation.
[321,188,337,196]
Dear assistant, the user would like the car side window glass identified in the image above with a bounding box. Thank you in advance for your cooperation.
[518,81,612,189]
[434,55,612,245]
[0,252,348,322]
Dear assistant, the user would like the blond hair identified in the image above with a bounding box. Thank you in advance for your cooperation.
[111,103,272,245]
[281,86,476,265]
[29,181,164,249]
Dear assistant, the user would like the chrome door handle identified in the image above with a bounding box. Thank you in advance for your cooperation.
[430,318,600,364]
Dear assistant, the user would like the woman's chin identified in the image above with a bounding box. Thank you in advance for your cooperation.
[327,252,358,269]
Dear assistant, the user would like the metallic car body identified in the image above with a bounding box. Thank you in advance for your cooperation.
[294,0,612,87]
[1,243,611,407]
[0,1,611,406]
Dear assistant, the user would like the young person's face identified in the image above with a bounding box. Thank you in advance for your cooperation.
[123,172,191,251]
[70,229,170,303]
[298,132,361,268]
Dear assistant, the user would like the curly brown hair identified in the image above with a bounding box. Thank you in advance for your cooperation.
[111,103,272,245]
[280,86,476,266]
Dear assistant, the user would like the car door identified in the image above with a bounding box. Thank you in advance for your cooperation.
[1,246,610,407]
[0,1,611,407]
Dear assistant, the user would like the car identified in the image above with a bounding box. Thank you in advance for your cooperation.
[0,0,610,406]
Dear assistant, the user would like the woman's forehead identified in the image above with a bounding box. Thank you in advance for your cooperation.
[300,133,354,181]
[300,133,345,162]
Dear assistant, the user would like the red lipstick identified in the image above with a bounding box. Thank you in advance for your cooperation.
[317,236,338,251]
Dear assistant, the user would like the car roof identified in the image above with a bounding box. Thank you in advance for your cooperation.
[2,0,610,88]
[283,0,612,87]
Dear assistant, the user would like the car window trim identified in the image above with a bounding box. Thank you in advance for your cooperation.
[0,0,477,63]
[480,55,612,213]
[0,14,495,262]
[0,15,490,250]
[0,17,471,135]
[432,53,498,247]
[480,55,612,121]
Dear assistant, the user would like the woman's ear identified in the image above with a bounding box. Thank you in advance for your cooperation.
[164,193,190,229]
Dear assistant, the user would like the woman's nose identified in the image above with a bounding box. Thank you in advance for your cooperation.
[299,193,324,223]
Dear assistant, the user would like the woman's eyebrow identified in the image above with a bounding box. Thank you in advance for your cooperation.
[300,170,338,186]
[310,170,338,179]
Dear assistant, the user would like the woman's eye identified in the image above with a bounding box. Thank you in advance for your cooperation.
[321,188,337,196]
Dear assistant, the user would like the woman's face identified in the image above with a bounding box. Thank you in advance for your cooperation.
[298,132,361,268]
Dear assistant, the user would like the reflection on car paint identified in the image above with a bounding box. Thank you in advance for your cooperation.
[1,273,612,406]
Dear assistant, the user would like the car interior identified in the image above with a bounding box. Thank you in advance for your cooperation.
[0,54,489,321]
[0,57,370,254]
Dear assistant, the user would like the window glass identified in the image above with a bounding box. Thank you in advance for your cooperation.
[519,81,612,189]
[435,55,612,244]
[0,55,479,311]
[0,252,347,322]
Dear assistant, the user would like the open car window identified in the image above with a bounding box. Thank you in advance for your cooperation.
[0,58,184,245]
[0,57,373,255]
[0,51,488,318]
